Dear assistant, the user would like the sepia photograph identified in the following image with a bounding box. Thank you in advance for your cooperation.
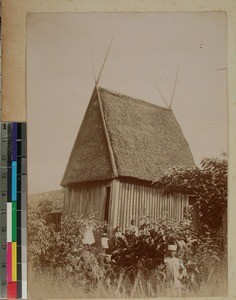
[26,12,227,298]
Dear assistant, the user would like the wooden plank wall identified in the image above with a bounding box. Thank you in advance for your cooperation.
[63,180,189,236]
[63,181,111,221]
[110,180,189,234]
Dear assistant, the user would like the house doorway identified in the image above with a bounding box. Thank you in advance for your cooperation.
[104,186,111,223]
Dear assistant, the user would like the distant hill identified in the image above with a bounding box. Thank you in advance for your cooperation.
[28,189,64,213]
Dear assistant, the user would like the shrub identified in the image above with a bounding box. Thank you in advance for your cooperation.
[28,204,226,296]
[153,154,227,237]
[28,210,106,269]
[111,214,224,289]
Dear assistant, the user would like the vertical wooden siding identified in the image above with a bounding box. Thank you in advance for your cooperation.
[63,181,111,222]
[63,180,189,235]
[110,180,189,234]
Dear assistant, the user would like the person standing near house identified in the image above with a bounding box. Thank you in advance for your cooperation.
[112,226,127,249]
[82,213,95,247]
[164,244,187,295]
[126,219,139,237]
[101,231,110,254]
[114,226,122,238]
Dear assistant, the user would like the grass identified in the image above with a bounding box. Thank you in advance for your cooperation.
[28,265,228,299]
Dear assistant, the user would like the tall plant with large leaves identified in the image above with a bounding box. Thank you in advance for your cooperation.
[153,154,227,249]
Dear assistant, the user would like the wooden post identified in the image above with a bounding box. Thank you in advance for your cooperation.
[96,86,118,178]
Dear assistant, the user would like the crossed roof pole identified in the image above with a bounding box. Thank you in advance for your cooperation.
[90,35,180,110]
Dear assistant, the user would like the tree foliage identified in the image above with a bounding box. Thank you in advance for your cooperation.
[28,155,227,295]
[28,211,105,270]
[111,214,223,288]
[153,154,227,236]
[28,206,226,295]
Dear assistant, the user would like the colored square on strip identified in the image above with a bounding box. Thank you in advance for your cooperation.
[11,161,17,201]
[7,203,12,242]
[17,246,21,264]
[12,202,17,211]
[21,175,27,192]
[17,211,21,228]
[21,246,27,263]
[22,280,27,299]
[17,263,22,280]
[17,123,21,139]
[21,210,27,228]
[17,141,21,156]
[17,280,22,299]
[17,228,21,245]
[21,141,26,157]
[12,242,17,281]
[21,123,26,140]
[12,214,17,242]
[21,157,27,174]
[17,192,21,210]
[12,203,17,241]
[17,174,21,192]
[7,281,17,299]
[21,228,27,245]
[22,263,27,281]
[7,243,12,282]
[12,123,17,161]
[21,192,26,210]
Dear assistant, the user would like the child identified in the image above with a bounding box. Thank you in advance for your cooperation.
[127,219,139,237]
[114,226,122,239]
[101,232,109,254]
[164,244,187,295]
[82,213,95,247]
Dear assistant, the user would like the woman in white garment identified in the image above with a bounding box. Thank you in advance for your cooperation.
[82,213,95,247]
[164,244,187,295]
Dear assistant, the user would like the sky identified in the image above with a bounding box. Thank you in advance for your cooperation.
[27,12,227,194]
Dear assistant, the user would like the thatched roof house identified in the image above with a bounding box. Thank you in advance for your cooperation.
[61,87,195,233]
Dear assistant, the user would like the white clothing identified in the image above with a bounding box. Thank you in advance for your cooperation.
[101,237,109,249]
[114,231,122,238]
[129,225,139,237]
[164,256,186,290]
[82,226,95,245]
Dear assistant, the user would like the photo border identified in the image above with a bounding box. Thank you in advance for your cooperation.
[2,0,236,299]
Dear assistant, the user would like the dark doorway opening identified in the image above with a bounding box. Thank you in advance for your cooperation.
[104,186,111,223]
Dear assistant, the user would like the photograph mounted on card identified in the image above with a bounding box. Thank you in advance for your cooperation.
[26,12,228,298]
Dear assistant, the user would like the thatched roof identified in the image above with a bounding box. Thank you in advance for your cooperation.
[61,87,195,186]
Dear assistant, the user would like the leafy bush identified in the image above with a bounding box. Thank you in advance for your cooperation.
[111,213,224,289]
[28,210,106,270]
[28,209,56,268]
[154,154,227,237]
[28,153,228,296]
[28,206,226,296]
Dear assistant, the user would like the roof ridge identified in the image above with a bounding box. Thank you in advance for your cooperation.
[61,85,195,186]
[98,86,172,111]
[95,86,118,178]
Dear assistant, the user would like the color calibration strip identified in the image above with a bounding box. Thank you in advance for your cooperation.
[0,123,27,299]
